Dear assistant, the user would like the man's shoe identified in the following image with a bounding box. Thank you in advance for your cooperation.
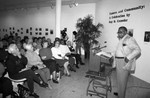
[30,92,39,98]
[80,62,85,65]
[70,67,76,72]
[53,79,59,84]
[39,82,48,88]
[113,92,118,96]
[76,64,79,69]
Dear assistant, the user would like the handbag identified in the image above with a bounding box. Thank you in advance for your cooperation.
[18,84,30,98]
[31,66,38,71]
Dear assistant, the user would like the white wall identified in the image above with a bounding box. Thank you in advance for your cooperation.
[0,3,95,42]
[95,0,150,83]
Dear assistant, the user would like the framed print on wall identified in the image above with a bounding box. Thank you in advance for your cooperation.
[39,28,42,31]
[45,28,48,31]
[26,29,29,33]
[144,31,150,42]
[45,32,48,35]
[50,30,53,34]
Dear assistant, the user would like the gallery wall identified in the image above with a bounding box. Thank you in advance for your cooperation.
[95,0,150,83]
[0,3,95,42]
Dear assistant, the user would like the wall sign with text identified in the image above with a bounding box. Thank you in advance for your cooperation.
[109,5,145,24]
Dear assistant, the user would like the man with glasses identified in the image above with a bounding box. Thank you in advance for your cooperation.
[111,26,141,98]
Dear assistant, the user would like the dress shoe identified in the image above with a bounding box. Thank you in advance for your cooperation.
[113,92,118,96]
[70,67,76,72]
[39,82,48,88]
[52,79,59,84]
[66,74,71,77]
[76,64,79,69]
[30,92,39,98]
[80,62,85,65]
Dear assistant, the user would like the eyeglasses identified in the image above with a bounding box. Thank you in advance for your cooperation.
[117,31,124,34]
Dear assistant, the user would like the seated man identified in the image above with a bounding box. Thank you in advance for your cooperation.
[0,62,13,98]
[5,44,47,98]
[39,41,60,83]
[24,44,52,89]
[66,41,84,68]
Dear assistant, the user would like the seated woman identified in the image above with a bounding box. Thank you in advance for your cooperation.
[5,44,47,98]
[39,41,60,83]
[51,39,71,77]
[24,44,52,89]
[0,62,13,98]
[59,39,76,72]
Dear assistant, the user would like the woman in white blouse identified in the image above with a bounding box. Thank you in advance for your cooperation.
[51,40,70,76]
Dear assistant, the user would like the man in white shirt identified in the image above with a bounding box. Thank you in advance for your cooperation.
[112,26,141,98]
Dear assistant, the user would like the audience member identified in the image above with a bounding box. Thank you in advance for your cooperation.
[66,41,84,68]
[5,44,47,98]
[51,39,71,76]
[24,44,52,89]
[72,31,82,55]
[39,41,60,83]
[0,62,13,98]
[59,39,76,72]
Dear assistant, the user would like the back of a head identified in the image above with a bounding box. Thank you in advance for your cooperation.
[24,44,33,51]
[7,44,17,54]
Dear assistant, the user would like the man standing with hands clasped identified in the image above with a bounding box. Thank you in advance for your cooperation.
[110,26,141,98]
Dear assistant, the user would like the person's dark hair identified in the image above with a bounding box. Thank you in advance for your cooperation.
[119,26,127,32]
[73,31,77,35]
[55,37,60,41]
[54,39,60,46]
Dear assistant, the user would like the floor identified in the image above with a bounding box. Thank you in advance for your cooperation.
[33,56,150,98]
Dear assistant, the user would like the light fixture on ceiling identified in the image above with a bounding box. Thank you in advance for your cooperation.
[69,0,78,8]
[50,3,54,9]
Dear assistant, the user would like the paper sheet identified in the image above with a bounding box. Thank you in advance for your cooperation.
[96,51,112,58]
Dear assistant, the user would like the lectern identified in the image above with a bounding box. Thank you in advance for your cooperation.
[85,54,114,98]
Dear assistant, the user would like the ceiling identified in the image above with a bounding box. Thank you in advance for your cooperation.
[0,0,98,10]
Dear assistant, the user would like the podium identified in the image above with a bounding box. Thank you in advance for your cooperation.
[85,54,113,98]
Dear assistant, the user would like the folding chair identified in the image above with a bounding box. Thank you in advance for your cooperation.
[4,72,27,96]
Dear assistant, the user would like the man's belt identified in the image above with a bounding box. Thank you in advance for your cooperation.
[115,57,124,59]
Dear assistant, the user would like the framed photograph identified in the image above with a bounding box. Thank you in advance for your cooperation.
[45,28,48,31]
[13,31,15,34]
[35,32,38,35]
[50,30,53,34]
[17,29,20,32]
[144,31,150,42]
[45,32,48,35]
[26,29,29,33]
[128,29,133,37]
[21,32,23,34]
[9,27,11,30]
[39,28,42,31]
[35,28,38,31]
[13,27,15,30]
[21,28,23,30]
[3,29,5,32]
[30,32,32,35]
[39,32,42,35]
[30,27,32,30]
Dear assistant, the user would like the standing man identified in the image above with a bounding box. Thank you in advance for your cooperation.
[112,26,141,98]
